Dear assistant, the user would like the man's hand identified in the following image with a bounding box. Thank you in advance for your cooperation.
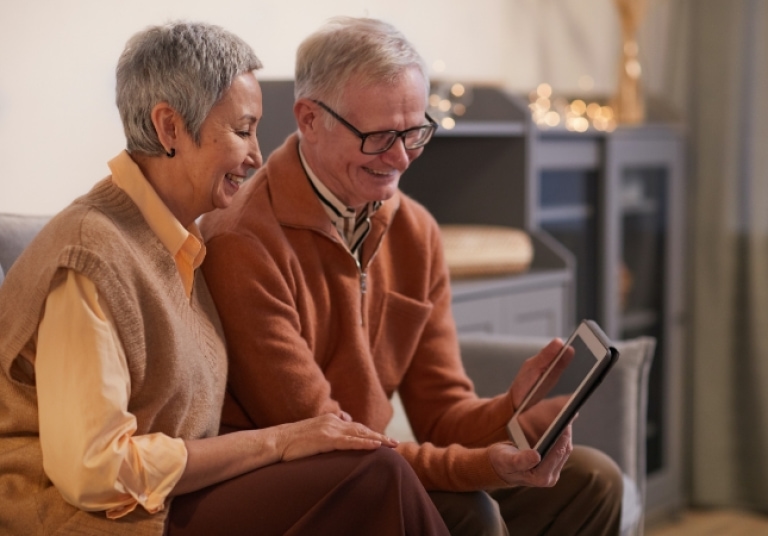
[509,338,574,410]
[517,394,572,445]
[488,424,573,488]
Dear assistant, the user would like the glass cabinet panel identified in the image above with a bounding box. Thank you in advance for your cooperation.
[619,166,668,474]
[539,170,601,323]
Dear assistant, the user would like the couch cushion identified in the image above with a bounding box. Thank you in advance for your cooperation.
[0,214,50,279]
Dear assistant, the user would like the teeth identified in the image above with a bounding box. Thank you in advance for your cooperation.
[227,174,245,185]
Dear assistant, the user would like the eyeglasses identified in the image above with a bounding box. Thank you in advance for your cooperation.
[313,100,437,155]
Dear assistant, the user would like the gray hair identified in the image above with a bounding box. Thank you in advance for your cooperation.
[294,17,428,115]
[116,21,262,155]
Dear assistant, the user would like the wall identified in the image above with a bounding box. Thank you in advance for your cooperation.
[0,0,676,215]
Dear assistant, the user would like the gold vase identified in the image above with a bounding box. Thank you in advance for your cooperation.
[613,0,648,124]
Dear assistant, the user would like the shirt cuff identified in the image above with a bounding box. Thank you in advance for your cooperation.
[107,435,188,519]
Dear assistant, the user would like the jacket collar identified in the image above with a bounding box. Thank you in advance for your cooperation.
[267,133,401,245]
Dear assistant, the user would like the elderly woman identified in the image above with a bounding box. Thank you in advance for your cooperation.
[0,21,448,535]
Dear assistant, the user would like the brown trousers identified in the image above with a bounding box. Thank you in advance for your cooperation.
[428,446,624,536]
[166,447,449,536]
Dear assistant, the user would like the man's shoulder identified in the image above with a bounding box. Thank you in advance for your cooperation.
[390,190,440,233]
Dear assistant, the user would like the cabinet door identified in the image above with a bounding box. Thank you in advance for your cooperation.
[534,136,603,324]
[605,131,686,518]
[452,295,504,334]
[498,286,566,337]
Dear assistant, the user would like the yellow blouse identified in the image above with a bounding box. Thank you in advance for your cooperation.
[36,151,204,518]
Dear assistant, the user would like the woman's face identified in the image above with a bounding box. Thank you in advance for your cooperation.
[177,71,263,218]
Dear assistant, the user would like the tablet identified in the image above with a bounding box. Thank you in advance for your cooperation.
[506,319,619,458]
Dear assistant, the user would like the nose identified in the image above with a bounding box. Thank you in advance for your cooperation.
[246,136,263,171]
[380,137,413,169]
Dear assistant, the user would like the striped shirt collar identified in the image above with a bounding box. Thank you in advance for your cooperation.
[298,145,382,257]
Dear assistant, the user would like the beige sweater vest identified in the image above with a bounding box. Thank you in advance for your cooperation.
[0,179,227,535]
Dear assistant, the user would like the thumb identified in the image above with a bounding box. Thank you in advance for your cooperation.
[514,448,542,471]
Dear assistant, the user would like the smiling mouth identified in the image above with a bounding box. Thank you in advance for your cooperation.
[364,167,395,177]
[226,173,245,186]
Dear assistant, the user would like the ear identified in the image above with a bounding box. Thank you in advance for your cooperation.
[294,98,321,142]
[150,102,181,154]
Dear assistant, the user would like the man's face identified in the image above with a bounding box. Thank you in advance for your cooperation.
[305,67,429,209]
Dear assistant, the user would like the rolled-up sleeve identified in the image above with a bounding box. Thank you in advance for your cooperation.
[36,269,187,518]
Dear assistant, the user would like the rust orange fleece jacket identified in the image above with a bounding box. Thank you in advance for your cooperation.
[200,134,514,491]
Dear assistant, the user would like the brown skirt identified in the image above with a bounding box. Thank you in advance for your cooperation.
[166,448,449,536]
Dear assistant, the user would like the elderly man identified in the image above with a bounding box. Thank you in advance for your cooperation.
[201,16,623,536]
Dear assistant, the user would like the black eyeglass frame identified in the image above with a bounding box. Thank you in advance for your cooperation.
[313,100,437,155]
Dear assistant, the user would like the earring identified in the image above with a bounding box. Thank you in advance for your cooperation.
[166,148,176,158]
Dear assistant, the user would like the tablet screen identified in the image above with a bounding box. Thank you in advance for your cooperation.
[538,335,599,400]
[507,320,616,456]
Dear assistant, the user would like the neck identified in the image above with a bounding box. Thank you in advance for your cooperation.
[131,152,197,227]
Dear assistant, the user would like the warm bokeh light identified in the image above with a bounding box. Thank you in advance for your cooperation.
[527,82,617,132]
[586,102,602,119]
[625,59,642,79]
[570,99,587,116]
[426,80,473,127]
[544,111,561,127]
[450,83,465,98]
[536,83,553,98]
[623,40,639,56]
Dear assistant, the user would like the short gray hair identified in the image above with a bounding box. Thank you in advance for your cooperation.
[116,21,262,155]
[294,17,428,115]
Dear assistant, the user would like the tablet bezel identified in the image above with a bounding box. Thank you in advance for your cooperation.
[505,319,617,458]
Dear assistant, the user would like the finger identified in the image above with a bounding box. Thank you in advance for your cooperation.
[512,339,566,406]
[339,410,353,422]
[538,338,565,363]
[497,443,541,474]
[537,427,572,477]
[348,423,399,447]
[333,435,384,451]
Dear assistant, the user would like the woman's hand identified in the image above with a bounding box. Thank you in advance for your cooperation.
[174,414,397,496]
[274,414,399,462]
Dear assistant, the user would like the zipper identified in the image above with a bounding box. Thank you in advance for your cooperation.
[357,263,367,326]
[357,233,387,326]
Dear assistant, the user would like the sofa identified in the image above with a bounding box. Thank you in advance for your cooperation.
[0,212,653,535]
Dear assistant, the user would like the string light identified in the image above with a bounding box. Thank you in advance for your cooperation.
[528,83,617,132]
[427,63,473,131]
